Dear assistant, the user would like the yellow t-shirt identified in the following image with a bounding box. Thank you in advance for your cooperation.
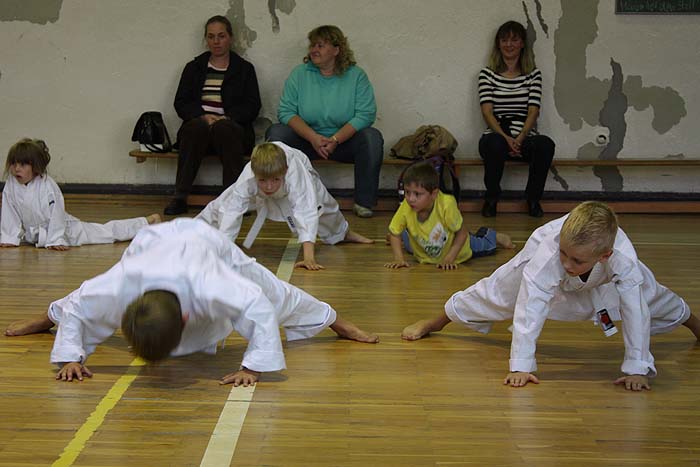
[388,191,472,264]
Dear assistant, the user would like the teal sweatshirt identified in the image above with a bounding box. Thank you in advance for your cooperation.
[277,62,377,137]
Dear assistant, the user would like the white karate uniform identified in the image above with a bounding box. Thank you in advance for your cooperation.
[445,215,690,377]
[48,219,336,372]
[196,141,348,247]
[0,174,147,247]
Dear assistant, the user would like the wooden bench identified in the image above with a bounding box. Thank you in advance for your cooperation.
[129,149,700,167]
[128,150,700,213]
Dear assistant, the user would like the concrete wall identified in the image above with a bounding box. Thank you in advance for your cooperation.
[1,0,698,193]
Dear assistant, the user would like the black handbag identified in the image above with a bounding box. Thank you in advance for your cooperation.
[131,111,172,153]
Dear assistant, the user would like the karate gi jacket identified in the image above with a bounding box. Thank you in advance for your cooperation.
[196,142,345,247]
[48,231,286,372]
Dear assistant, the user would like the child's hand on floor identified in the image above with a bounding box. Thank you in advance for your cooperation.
[294,259,325,271]
[221,367,260,387]
[503,371,539,387]
[614,375,650,391]
[56,362,93,382]
[437,262,458,270]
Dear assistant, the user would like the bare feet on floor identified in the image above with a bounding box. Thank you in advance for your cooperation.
[344,230,374,244]
[401,315,450,341]
[497,232,515,249]
[147,213,162,224]
[330,317,379,343]
[5,315,54,336]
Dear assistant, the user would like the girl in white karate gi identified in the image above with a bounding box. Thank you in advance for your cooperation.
[5,218,378,386]
[196,142,373,270]
[402,202,700,391]
[0,138,160,250]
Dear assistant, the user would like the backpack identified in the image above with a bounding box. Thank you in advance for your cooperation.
[398,152,461,203]
[131,111,172,153]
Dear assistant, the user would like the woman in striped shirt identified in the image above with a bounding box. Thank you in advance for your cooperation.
[478,21,555,218]
[165,15,261,215]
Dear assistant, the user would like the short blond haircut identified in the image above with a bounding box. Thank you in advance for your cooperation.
[560,201,618,256]
[250,143,287,178]
[121,290,183,362]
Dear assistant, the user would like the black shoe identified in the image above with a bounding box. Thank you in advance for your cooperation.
[527,200,544,218]
[164,198,188,215]
[481,199,497,217]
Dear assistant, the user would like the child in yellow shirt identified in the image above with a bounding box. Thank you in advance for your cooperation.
[385,161,513,270]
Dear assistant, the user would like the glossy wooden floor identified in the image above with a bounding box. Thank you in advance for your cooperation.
[1,195,699,467]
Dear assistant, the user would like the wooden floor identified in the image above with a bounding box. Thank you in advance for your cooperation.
[1,195,699,467]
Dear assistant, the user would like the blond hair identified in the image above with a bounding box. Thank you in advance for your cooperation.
[5,138,51,176]
[560,201,618,255]
[487,20,536,75]
[121,290,183,362]
[304,25,357,75]
[250,143,287,178]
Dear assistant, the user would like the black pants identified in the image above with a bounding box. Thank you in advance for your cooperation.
[174,118,250,198]
[478,133,555,202]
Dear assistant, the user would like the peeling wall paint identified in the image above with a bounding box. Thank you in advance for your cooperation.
[0,0,62,24]
[268,0,296,33]
[0,0,697,193]
[226,0,257,54]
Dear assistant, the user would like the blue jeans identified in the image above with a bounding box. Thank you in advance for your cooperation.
[266,123,384,208]
[400,227,497,258]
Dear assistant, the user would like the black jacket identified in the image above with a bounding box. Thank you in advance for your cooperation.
[174,51,261,144]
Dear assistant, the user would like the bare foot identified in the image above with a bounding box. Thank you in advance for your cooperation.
[496,232,515,249]
[683,313,700,340]
[401,314,451,341]
[330,317,379,343]
[344,230,374,244]
[147,213,162,224]
[5,315,54,336]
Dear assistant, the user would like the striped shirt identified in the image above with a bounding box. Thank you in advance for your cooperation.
[478,67,542,137]
[200,62,227,115]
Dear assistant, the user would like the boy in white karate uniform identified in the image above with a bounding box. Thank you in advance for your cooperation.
[196,142,372,270]
[5,219,378,386]
[402,201,700,391]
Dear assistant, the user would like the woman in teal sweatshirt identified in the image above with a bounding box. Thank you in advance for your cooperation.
[266,25,383,218]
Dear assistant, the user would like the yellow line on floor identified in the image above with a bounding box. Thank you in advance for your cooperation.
[52,358,146,467]
[199,239,300,467]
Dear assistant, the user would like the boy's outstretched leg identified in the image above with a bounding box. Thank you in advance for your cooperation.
[496,232,515,249]
[330,316,379,343]
[343,230,374,244]
[682,313,700,340]
[402,312,452,340]
[5,312,54,336]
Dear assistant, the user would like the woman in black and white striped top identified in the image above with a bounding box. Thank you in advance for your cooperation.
[477,21,555,218]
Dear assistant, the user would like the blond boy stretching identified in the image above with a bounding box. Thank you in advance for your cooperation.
[196,142,372,270]
[402,201,700,391]
[6,219,378,386]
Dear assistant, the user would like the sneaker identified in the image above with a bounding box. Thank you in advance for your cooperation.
[164,198,188,215]
[353,203,373,218]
